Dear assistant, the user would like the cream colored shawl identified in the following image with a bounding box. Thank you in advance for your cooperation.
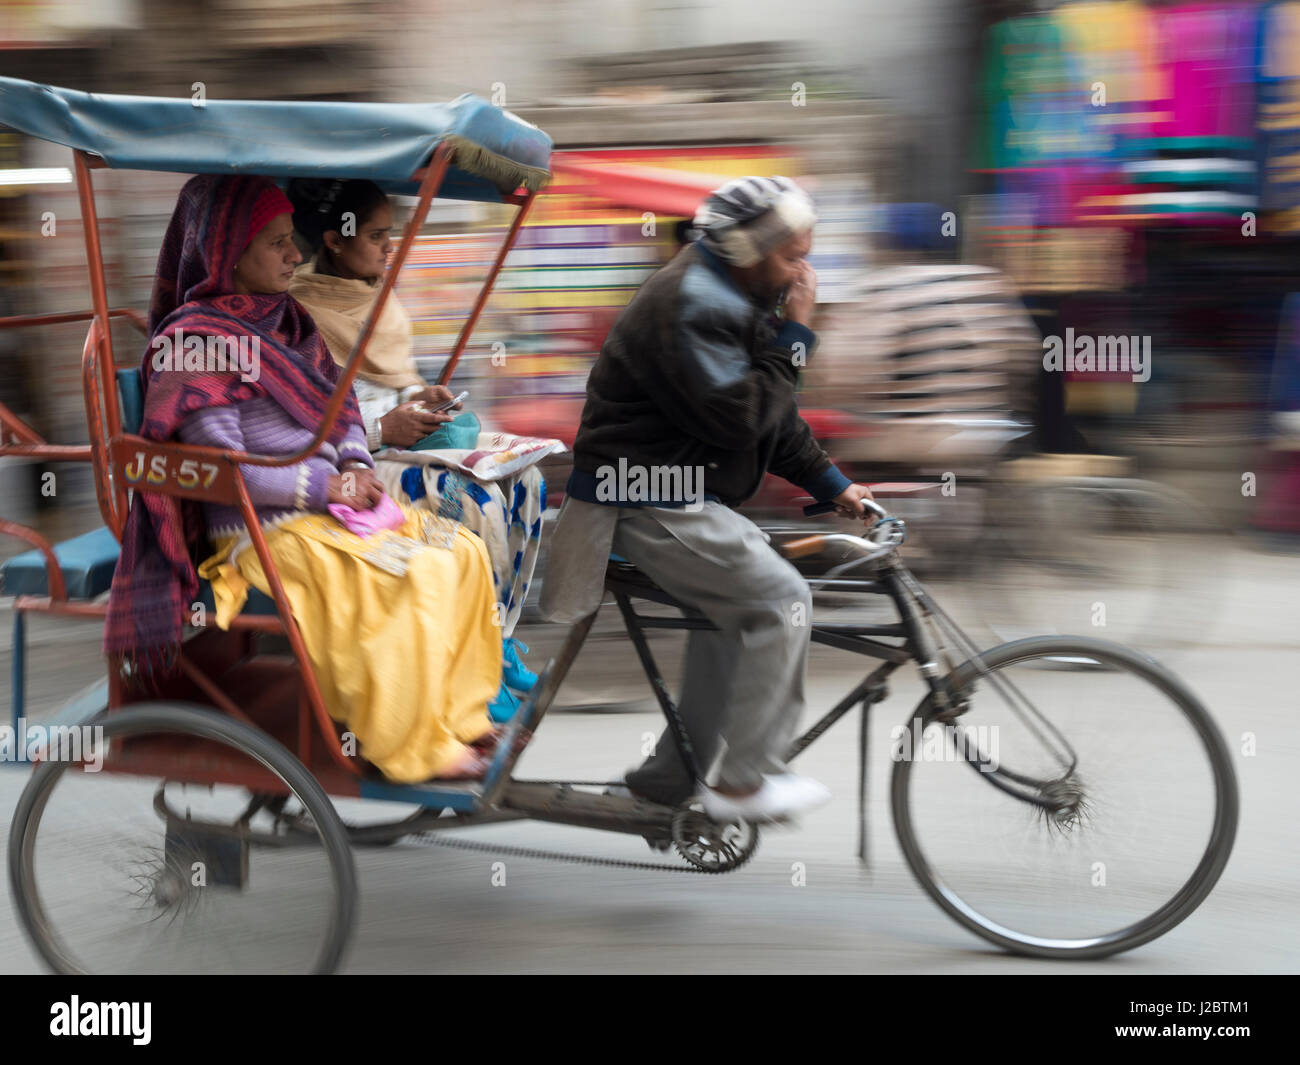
[289,257,424,389]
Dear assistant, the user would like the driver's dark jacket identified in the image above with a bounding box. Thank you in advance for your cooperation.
[566,242,850,508]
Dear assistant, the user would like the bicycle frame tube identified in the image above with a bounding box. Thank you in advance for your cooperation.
[613,591,707,783]
[74,153,122,453]
[602,556,960,778]
[614,596,912,751]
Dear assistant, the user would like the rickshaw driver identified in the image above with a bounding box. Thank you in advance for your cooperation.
[542,176,876,823]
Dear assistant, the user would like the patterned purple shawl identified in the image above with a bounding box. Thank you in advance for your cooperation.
[104,174,363,671]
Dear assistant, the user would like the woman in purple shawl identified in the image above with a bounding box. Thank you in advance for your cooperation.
[105,174,502,782]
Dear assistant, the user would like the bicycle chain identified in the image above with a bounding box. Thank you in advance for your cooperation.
[404,831,719,874]
[338,781,727,875]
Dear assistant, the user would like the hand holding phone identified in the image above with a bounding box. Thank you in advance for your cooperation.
[435,390,469,413]
[416,390,469,415]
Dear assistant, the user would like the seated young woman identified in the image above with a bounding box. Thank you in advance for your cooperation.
[104,173,503,782]
[286,179,547,722]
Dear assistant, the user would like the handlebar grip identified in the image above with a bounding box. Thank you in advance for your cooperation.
[802,500,838,516]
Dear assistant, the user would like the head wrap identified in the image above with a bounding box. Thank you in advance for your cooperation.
[289,257,423,390]
[243,185,295,250]
[692,175,816,268]
[106,174,362,672]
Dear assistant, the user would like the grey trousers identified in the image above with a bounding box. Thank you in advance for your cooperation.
[614,502,813,803]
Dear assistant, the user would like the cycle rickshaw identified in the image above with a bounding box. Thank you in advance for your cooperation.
[0,78,1239,973]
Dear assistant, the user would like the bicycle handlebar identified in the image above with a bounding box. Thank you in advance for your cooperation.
[786,497,904,565]
[802,497,889,521]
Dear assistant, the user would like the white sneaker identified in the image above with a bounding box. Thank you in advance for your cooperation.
[699,773,832,823]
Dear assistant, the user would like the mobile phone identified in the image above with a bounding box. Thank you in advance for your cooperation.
[426,390,469,414]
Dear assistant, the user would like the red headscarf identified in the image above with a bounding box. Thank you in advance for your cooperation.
[105,174,363,671]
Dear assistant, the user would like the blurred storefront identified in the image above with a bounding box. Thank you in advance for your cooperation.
[389,41,891,461]
[0,0,388,525]
[968,0,1300,532]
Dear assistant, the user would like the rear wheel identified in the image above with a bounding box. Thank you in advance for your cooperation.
[891,636,1238,958]
[9,703,358,974]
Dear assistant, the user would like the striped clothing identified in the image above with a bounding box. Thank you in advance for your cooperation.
[178,397,374,539]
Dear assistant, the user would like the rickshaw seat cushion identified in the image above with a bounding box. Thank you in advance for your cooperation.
[116,367,144,435]
[1,525,122,599]
[1,523,275,618]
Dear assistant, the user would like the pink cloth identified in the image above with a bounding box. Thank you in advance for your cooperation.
[328,493,406,537]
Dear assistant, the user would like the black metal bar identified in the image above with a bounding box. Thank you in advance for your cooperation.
[786,661,897,760]
[604,574,690,611]
[806,579,888,593]
[858,695,871,866]
[879,565,950,707]
[480,608,601,806]
[613,591,705,783]
[626,609,905,640]
[810,628,912,663]
[633,615,721,631]
[813,622,909,637]
[499,781,676,837]
[785,675,877,760]
[11,610,25,731]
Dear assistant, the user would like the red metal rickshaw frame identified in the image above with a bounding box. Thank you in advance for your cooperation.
[0,141,540,801]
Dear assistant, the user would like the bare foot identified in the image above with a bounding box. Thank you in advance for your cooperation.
[470,727,506,754]
[433,744,488,780]
[469,725,534,762]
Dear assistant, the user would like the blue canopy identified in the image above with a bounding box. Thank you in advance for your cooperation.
[0,77,551,202]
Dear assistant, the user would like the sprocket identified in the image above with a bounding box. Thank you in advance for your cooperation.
[671,804,760,873]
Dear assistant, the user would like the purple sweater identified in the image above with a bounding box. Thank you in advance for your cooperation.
[178,396,374,539]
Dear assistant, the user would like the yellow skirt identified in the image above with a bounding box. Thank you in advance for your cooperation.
[197,507,500,782]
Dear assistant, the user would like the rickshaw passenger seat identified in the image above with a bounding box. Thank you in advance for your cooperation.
[0,526,122,599]
[116,367,144,434]
[0,367,271,614]
[1,371,142,600]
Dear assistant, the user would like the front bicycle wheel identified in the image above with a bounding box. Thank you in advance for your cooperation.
[891,636,1237,959]
[9,703,358,974]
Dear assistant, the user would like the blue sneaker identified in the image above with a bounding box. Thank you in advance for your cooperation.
[503,637,538,694]
[487,681,521,723]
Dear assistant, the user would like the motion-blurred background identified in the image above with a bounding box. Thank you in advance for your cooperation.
[3,0,1299,977]
[1,0,1298,637]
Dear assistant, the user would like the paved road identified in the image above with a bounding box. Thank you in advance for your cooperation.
[0,540,1296,973]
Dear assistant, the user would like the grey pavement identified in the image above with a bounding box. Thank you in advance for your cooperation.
[0,538,1295,973]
